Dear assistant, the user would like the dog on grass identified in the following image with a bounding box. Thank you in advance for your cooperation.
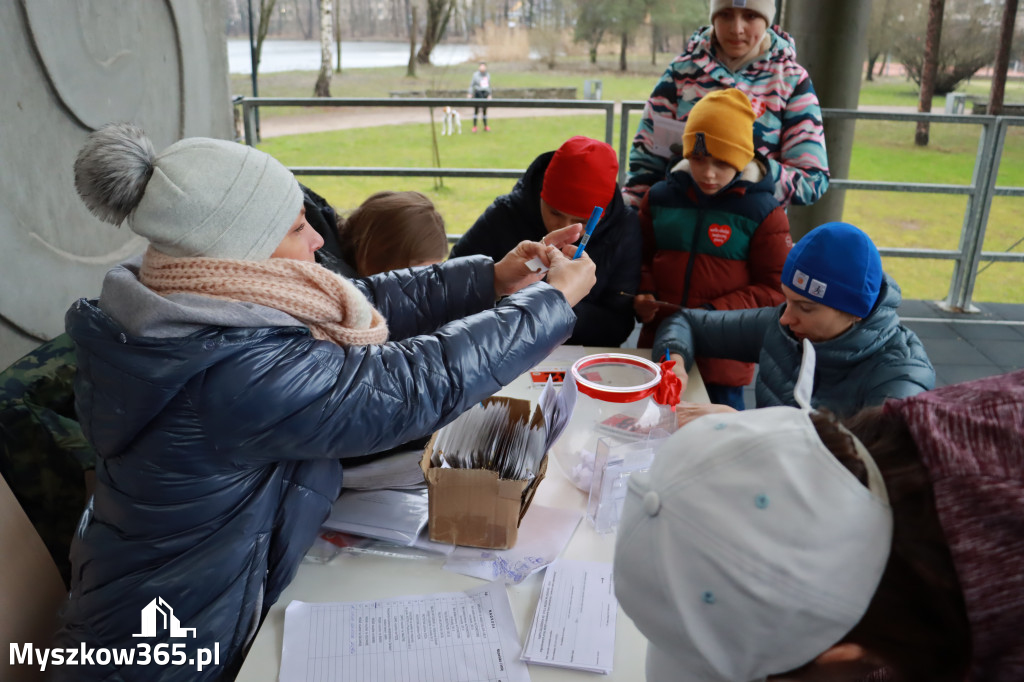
[441,106,462,136]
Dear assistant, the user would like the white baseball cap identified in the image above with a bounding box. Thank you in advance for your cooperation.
[613,354,893,680]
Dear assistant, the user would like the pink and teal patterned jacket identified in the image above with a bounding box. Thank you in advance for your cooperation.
[623,26,829,209]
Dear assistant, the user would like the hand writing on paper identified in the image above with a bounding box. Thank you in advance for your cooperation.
[676,401,736,428]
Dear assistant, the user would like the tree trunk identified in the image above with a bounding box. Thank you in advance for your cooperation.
[866,53,877,81]
[334,0,342,72]
[589,45,597,64]
[407,5,417,77]
[650,24,658,66]
[915,0,944,147]
[988,0,1020,117]
[254,0,278,73]
[314,0,333,97]
[417,0,454,65]
[619,31,627,72]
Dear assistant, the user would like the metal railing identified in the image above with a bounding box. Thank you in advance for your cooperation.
[239,96,1024,312]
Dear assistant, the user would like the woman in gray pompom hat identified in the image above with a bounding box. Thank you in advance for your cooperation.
[51,123,596,681]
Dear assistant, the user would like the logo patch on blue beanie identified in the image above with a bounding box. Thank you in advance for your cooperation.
[808,279,828,299]
[792,270,808,290]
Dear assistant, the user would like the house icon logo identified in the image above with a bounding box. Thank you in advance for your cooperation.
[132,597,197,638]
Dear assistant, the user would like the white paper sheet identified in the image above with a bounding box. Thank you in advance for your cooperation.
[322,489,429,546]
[280,582,531,682]
[442,504,582,584]
[650,114,688,158]
[521,559,617,674]
[342,449,426,490]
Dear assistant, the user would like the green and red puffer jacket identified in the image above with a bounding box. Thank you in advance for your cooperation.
[638,154,790,386]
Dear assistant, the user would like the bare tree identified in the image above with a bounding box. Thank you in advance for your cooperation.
[314,0,334,97]
[988,0,1021,116]
[896,0,1000,95]
[647,0,704,65]
[612,0,649,71]
[915,0,944,146]
[334,0,342,72]
[574,0,614,64]
[417,0,457,64]
[407,5,418,77]
[254,0,280,74]
[291,0,315,38]
[865,0,899,80]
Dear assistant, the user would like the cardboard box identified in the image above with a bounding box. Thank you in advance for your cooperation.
[419,396,548,550]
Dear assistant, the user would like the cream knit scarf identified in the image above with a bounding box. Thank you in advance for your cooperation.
[140,247,389,347]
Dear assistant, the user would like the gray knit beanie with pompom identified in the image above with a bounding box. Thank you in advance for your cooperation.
[74,123,302,261]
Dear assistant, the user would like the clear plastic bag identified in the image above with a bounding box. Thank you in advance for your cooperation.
[551,353,677,491]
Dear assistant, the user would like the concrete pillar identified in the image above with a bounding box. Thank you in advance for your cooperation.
[781,0,872,239]
[0,1,232,370]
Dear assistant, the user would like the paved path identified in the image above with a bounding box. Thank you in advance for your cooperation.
[256,102,920,138]
[257,105,611,138]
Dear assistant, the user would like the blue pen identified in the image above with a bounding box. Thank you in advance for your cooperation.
[664,349,671,363]
[572,206,604,260]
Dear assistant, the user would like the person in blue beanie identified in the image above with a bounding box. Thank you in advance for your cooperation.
[654,221,935,424]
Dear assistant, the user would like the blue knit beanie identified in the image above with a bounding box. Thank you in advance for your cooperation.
[781,222,882,318]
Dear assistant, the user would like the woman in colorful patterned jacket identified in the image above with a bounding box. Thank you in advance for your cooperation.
[622,0,829,210]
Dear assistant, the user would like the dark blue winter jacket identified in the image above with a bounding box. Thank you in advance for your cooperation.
[51,255,575,681]
[654,273,935,417]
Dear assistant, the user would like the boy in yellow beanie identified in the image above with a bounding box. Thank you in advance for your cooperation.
[634,88,790,409]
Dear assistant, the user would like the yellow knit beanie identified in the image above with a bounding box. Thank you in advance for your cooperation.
[682,89,756,172]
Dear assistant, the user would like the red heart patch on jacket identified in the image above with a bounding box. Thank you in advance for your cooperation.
[708,223,732,247]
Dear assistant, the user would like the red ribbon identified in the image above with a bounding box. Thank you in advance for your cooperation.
[654,360,683,408]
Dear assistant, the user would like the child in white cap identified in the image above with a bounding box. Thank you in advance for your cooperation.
[615,348,1024,681]
[49,123,595,681]
[655,221,934,424]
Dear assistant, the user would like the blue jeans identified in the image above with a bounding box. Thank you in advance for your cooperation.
[704,383,745,411]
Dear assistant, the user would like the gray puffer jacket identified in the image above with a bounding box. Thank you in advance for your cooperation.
[654,273,934,417]
[52,254,575,681]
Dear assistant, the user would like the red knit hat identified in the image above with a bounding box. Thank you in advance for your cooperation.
[540,136,619,219]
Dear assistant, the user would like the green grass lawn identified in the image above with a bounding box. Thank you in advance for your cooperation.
[242,67,1024,304]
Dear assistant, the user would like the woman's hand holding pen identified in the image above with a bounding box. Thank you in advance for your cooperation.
[492,223,587,298]
[546,246,595,307]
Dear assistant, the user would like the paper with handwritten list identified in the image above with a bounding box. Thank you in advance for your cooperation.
[280,582,529,682]
[521,559,617,674]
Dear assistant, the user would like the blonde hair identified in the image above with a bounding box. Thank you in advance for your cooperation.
[339,191,449,277]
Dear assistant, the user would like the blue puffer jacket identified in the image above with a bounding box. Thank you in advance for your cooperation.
[51,255,575,681]
[654,274,934,417]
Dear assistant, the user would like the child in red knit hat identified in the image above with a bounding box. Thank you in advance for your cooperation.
[451,135,643,347]
[634,88,791,409]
